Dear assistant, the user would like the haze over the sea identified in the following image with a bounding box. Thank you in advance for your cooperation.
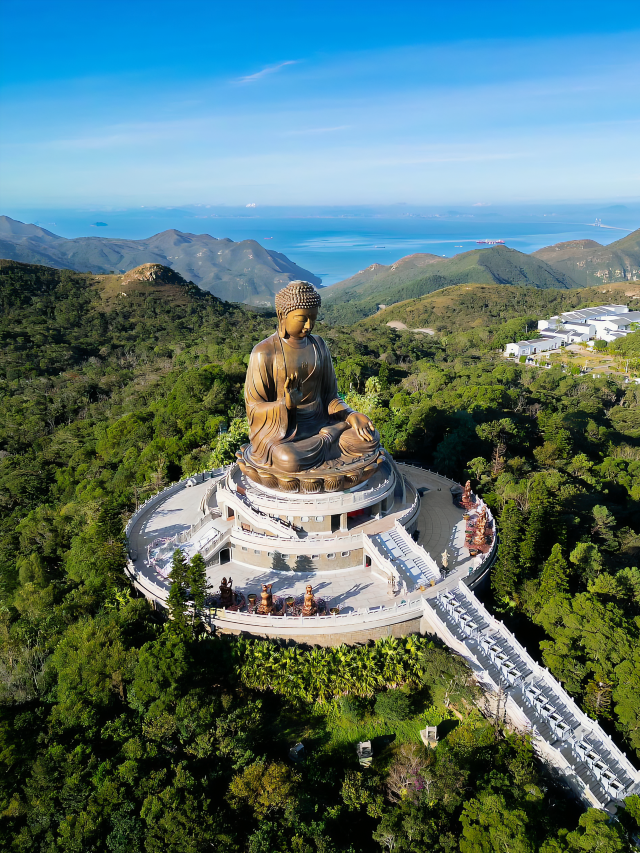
[4,203,637,286]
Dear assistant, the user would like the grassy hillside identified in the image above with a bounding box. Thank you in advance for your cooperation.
[321,252,446,298]
[533,226,640,287]
[321,245,580,324]
[359,280,640,336]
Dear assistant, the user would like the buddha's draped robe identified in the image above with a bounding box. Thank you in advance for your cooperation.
[244,332,379,473]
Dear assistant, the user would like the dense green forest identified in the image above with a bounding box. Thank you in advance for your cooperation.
[1,260,640,852]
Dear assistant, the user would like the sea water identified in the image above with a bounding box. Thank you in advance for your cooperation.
[5,206,634,287]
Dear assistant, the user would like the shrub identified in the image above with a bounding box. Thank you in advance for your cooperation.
[374,689,412,722]
[338,695,364,722]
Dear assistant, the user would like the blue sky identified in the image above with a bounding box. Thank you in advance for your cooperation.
[1,0,639,207]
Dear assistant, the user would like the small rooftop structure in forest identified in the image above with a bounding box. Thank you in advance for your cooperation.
[357,741,373,767]
[420,726,439,748]
[289,742,305,762]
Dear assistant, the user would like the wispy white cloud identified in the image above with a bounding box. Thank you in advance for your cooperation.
[235,60,298,84]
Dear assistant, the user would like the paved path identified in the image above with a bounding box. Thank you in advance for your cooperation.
[401,467,469,568]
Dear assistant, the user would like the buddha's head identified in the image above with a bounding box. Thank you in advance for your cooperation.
[275,280,321,339]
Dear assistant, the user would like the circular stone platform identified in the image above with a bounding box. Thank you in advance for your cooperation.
[124,460,496,645]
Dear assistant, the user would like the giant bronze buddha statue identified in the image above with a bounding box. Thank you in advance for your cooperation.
[238,281,381,493]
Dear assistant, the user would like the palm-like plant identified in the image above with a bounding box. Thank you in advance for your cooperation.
[233,634,440,703]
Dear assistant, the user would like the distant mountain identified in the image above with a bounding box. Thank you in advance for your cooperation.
[532,227,640,288]
[325,253,445,297]
[0,216,320,306]
[321,245,579,323]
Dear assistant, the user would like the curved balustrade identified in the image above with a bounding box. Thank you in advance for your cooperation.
[230,474,394,512]
[231,525,363,550]
[210,595,424,630]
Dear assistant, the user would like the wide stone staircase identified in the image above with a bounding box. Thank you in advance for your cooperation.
[371,522,440,589]
[425,582,640,810]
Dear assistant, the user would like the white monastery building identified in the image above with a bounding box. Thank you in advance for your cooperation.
[505,304,640,358]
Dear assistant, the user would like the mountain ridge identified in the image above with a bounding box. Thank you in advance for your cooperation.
[532,227,640,287]
[320,244,581,324]
[0,216,320,306]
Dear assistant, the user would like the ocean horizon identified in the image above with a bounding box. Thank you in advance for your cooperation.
[4,204,637,287]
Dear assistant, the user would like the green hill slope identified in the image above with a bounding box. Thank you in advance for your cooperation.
[358,280,640,336]
[321,245,579,324]
[533,227,640,287]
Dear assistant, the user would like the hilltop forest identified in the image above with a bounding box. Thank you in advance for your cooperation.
[1,259,640,852]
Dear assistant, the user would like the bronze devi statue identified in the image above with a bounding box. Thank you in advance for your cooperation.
[240,281,382,492]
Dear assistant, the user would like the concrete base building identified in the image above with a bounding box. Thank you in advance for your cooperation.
[125,455,494,645]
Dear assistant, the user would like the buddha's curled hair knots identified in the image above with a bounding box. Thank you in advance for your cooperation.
[275,280,322,318]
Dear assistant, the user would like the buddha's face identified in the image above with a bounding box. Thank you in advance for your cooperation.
[284,307,318,339]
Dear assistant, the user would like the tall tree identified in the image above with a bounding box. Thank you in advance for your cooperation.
[519,503,547,576]
[493,500,523,602]
[167,549,190,635]
[186,552,209,619]
[538,544,569,602]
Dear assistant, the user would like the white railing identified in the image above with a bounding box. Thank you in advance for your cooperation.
[211,595,424,629]
[392,520,440,577]
[396,463,462,489]
[395,487,420,524]
[230,491,298,538]
[200,530,225,558]
[231,526,364,551]
[175,510,214,543]
[231,474,394,511]
[126,560,169,602]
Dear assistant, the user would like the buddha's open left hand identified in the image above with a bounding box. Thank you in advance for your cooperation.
[347,411,374,441]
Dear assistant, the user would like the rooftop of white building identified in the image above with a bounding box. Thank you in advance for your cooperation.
[514,338,557,346]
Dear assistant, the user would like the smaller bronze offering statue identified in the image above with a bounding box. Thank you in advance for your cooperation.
[301,584,318,616]
[218,576,233,608]
[258,583,275,615]
[473,508,488,546]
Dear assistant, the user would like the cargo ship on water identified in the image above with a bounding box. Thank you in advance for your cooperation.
[476,239,505,244]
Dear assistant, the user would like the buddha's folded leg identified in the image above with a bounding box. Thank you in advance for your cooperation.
[319,421,350,442]
[338,426,380,459]
[271,435,326,473]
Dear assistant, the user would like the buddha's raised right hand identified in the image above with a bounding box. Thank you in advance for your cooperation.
[284,372,303,410]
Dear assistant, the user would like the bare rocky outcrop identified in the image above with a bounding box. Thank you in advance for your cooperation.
[121,263,187,286]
